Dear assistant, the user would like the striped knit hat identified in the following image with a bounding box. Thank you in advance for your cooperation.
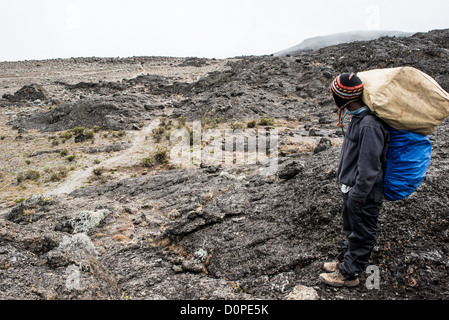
[331,73,364,127]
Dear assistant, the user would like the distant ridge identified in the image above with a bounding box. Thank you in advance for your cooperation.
[274,30,414,56]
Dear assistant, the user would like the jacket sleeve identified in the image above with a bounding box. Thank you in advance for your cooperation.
[348,125,386,203]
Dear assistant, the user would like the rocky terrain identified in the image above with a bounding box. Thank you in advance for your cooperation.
[0,29,448,300]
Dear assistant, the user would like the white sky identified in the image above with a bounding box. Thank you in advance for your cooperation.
[0,0,448,61]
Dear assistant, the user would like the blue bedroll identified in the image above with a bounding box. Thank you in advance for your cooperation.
[384,126,432,201]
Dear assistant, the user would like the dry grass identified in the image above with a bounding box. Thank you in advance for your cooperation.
[0,111,337,207]
[0,116,140,206]
[154,237,189,258]
[111,234,131,242]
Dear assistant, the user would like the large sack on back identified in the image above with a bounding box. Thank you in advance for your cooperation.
[358,67,449,135]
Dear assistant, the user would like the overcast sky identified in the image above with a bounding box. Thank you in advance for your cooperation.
[1,0,448,62]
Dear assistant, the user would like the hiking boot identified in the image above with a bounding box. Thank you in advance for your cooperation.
[323,261,339,273]
[319,271,360,287]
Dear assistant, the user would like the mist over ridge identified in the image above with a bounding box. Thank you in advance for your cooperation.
[274,30,414,56]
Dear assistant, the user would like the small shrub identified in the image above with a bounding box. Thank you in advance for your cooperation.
[186,128,194,147]
[230,122,245,130]
[154,148,168,164]
[49,172,61,182]
[201,113,223,129]
[16,173,24,184]
[141,156,154,168]
[52,139,59,147]
[66,155,76,162]
[247,119,257,128]
[60,131,73,140]
[111,130,126,138]
[72,127,85,135]
[92,167,105,176]
[84,130,95,140]
[58,167,68,178]
[14,198,25,204]
[177,116,186,128]
[60,149,69,156]
[17,170,40,184]
[25,170,40,181]
[259,116,276,126]
[154,126,166,135]
[152,126,166,143]
[92,125,101,133]
[93,159,101,164]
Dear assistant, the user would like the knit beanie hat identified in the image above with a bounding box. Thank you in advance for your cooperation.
[331,73,364,127]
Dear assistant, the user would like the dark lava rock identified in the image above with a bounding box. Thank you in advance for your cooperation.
[167,29,449,123]
[8,30,449,134]
[2,84,48,102]
[74,134,87,143]
[6,195,54,224]
[314,138,333,154]
[8,95,147,132]
[178,57,210,67]
[278,161,304,180]
[309,128,326,137]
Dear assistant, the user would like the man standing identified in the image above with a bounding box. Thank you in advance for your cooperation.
[319,73,390,287]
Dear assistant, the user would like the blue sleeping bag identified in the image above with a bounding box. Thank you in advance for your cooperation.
[384,126,432,201]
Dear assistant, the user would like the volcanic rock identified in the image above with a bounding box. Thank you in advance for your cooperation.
[3,84,48,102]
[1,29,449,301]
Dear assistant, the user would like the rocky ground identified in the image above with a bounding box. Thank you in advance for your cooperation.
[0,29,448,300]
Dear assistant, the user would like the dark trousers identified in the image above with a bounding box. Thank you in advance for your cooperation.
[338,181,384,280]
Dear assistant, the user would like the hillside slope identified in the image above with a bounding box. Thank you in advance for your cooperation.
[274,30,414,56]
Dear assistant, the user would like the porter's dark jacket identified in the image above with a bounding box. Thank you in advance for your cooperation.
[337,110,390,203]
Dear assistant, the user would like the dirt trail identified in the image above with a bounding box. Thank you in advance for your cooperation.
[43,119,160,197]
